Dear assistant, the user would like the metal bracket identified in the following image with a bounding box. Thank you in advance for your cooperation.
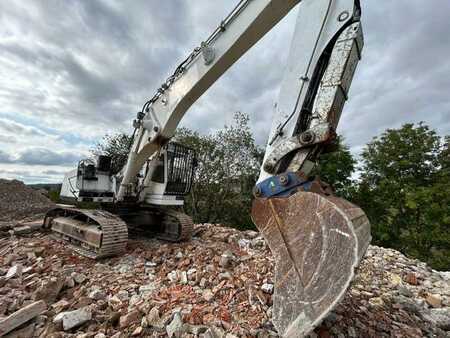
[263,122,334,174]
[201,42,215,65]
[254,172,312,198]
[142,106,162,142]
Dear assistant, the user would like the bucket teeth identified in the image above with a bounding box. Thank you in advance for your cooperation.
[252,191,371,337]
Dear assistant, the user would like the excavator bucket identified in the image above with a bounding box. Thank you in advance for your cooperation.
[252,190,371,337]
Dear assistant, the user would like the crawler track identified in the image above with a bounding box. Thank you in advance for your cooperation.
[44,208,128,259]
[157,208,193,242]
[44,206,193,259]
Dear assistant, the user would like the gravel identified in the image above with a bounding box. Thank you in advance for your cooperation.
[0,179,55,221]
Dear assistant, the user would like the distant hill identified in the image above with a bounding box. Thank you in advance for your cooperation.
[27,183,62,192]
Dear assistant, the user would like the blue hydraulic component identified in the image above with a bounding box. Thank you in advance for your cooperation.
[254,172,313,198]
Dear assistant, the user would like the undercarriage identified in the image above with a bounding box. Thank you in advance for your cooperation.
[43,205,193,259]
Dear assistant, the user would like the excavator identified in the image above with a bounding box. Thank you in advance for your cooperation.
[45,0,371,336]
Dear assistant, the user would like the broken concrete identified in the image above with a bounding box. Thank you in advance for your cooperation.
[166,312,184,338]
[0,300,46,336]
[5,265,22,280]
[53,306,91,331]
[33,277,64,304]
[119,310,141,329]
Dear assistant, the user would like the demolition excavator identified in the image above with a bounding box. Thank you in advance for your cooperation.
[45,0,371,336]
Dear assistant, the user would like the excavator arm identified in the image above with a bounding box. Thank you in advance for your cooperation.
[118,0,359,199]
[116,0,371,336]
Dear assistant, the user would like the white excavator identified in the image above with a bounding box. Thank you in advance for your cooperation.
[45,0,371,336]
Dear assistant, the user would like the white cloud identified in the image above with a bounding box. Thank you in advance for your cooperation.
[0,0,449,184]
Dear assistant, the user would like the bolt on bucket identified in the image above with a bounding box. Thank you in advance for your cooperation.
[252,191,371,337]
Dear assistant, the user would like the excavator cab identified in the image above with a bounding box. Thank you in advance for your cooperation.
[107,142,196,243]
[59,142,196,207]
[141,142,197,206]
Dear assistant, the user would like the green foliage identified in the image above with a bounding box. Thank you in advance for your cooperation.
[48,190,60,202]
[359,123,440,188]
[354,123,449,270]
[438,136,450,174]
[176,112,262,229]
[93,133,133,174]
[315,137,356,199]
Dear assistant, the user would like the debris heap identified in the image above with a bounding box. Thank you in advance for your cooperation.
[0,223,449,337]
[0,179,55,222]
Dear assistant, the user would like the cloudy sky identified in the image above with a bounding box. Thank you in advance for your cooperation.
[1,1,449,184]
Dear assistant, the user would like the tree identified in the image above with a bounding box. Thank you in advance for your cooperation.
[176,112,262,229]
[355,122,449,270]
[93,133,133,174]
[315,136,356,199]
[438,136,450,174]
[360,123,441,189]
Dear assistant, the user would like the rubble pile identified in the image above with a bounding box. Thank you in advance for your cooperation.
[0,180,55,222]
[0,223,449,337]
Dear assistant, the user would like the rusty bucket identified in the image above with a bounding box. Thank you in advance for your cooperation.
[252,191,371,337]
